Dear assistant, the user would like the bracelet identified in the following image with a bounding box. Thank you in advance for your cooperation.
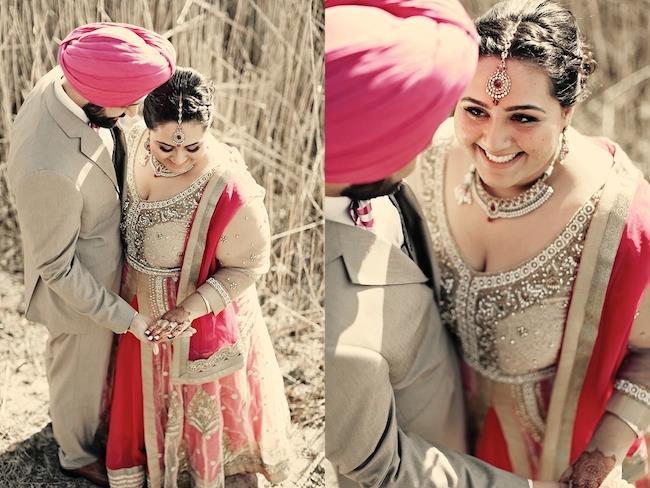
[614,379,650,408]
[206,277,232,307]
[605,408,642,438]
[196,289,212,314]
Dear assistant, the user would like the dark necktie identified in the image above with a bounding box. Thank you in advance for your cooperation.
[391,184,438,295]
[389,193,415,260]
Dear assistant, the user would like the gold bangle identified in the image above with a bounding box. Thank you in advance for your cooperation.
[605,408,642,438]
[196,290,212,315]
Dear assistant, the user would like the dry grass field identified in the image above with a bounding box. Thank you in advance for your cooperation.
[0,0,323,486]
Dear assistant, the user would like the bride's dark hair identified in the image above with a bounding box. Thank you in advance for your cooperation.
[143,66,215,129]
[476,0,596,107]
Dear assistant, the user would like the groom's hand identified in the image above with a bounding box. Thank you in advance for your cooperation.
[128,312,159,355]
[532,482,568,488]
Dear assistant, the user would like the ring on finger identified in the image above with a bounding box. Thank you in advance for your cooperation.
[166,322,181,336]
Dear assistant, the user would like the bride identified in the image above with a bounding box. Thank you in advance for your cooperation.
[412,1,650,486]
[105,67,291,488]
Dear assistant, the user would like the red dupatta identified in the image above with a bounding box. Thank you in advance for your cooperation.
[570,169,650,459]
[187,179,243,361]
[171,154,253,384]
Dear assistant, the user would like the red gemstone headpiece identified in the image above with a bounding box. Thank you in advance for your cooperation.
[485,20,520,105]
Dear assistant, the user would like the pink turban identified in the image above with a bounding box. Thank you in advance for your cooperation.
[325,0,479,184]
[58,22,176,107]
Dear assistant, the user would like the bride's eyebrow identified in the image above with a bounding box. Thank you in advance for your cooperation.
[156,140,201,148]
[460,97,488,107]
[505,104,546,113]
[460,97,546,114]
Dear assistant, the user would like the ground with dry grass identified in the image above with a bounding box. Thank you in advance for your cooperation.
[0,0,323,486]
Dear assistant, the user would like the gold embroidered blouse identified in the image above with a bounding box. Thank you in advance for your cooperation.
[419,139,602,459]
[420,138,599,384]
[120,123,271,320]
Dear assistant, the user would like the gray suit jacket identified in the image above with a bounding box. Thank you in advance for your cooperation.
[325,186,527,488]
[7,67,134,335]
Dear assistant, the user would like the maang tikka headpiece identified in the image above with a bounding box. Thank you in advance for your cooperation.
[485,20,521,105]
[172,94,185,145]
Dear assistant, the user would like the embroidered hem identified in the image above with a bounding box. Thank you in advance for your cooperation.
[107,466,146,488]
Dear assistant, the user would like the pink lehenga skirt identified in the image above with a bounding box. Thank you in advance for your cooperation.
[106,266,291,488]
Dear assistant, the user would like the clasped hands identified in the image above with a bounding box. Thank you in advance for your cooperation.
[145,305,196,343]
[128,306,197,355]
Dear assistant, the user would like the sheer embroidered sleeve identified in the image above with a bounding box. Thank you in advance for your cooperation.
[195,169,270,315]
[607,288,650,435]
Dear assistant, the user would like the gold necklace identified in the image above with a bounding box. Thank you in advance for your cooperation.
[144,137,194,178]
[149,154,195,178]
[470,162,555,220]
[455,133,568,220]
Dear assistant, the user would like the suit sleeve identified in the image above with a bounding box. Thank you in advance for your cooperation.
[325,343,529,488]
[13,171,134,333]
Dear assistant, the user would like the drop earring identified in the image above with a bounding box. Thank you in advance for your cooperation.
[559,128,569,165]
[141,137,150,167]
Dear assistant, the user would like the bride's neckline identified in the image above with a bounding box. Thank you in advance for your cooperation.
[434,138,603,278]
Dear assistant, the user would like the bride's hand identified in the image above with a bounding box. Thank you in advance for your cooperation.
[145,306,196,342]
[559,448,619,488]
[561,412,639,488]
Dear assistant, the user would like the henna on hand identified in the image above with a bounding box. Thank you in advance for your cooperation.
[167,322,193,340]
[159,306,192,340]
[161,306,190,324]
[569,448,616,488]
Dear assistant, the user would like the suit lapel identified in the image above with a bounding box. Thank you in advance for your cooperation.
[326,220,428,286]
[44,81,118,191]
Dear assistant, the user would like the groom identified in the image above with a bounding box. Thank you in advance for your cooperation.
[7,23,175,486]
[324,1,558,487]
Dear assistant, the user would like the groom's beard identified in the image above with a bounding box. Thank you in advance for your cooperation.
[83,103,124,129]
[341,178,403,200]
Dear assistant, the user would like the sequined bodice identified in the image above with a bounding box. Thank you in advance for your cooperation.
[421,139,599,384]
[120,125,213,277]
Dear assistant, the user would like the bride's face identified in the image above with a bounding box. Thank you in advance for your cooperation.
[149,121,208,174]
[454,57,573,198]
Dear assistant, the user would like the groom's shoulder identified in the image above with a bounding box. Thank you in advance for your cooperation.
[325,224,435,354]
[8,95,75,183]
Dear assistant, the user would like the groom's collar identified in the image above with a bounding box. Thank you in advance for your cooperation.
[326,220,427,286]
[53,74,90,125]
[44,71,118,190]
